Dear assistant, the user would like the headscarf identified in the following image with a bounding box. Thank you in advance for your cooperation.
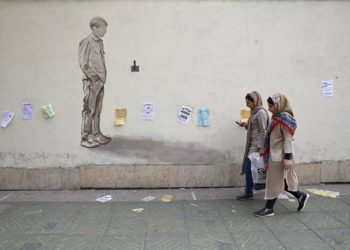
[263,93,297,170]
[270,93,294,118]
[241,91,269,174]
[268,93,296,136]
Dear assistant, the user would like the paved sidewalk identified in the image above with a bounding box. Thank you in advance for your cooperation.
[0,184,349,250]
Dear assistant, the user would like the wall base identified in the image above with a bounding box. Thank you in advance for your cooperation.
[0,161,349,190]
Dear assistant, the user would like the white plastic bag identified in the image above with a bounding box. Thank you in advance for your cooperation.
[248,152,266,185]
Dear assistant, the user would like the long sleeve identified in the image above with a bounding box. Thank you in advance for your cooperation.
[78,39,97,79]
[257,110,268,149]
[281,125,293,159]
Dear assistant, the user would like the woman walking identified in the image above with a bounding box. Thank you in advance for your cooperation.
[254,93,309,217]
[236,91,269,200]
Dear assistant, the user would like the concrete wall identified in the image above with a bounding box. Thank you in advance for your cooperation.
[0,0,349,189]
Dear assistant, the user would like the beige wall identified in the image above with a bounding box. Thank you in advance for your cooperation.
[0,0,349,169]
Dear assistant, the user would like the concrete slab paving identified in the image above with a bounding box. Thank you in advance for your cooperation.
[0,184,349,249]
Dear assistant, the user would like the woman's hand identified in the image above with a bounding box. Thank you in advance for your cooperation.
[283,159,293,170]
[259,148,265,156]
[235,121,247,127]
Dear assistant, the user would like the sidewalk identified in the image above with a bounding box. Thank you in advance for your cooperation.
[0,184,349,250]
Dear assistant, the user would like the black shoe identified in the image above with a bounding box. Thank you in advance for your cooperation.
[254,208,274,217]
[236,193,253,201]
[297,193,310,211]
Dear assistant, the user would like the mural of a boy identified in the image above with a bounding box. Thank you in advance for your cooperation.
[78,17,111,148]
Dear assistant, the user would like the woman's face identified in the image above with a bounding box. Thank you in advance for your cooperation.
[245,99,255,110]
[268,103,277,114]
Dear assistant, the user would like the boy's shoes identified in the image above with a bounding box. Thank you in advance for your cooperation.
[297,193,310,211]
[93,134,111,145]
[80,139,100,148]
[236,193,253,200]
[254,208,274,217]
[100,133,112,141]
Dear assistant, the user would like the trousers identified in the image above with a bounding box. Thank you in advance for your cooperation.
[81,78,105,140]
[244,157,253,194]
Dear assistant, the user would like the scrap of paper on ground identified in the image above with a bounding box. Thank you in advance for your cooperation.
[96,195,113,203]
[161,194,173,202]
[306,188,339,198]
[132,208,144,213]
[142,196,155,202]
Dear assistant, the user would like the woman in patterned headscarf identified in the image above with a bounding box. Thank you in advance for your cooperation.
[254,93,309,217]
[236,91,269,200]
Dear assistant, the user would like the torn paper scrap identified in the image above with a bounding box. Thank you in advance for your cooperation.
[278,193,289,199]
[197,108,210,127]
[96,195,112,203]
[115,108,127,126]
[278,192,295,202]
[131,208,144,213]
[161,194,173,202]
[142,102,155,120]
[178,106,192,125]
[142,196,155,202]
[322,80,334,97]
[21,103,33,120]
[42,104,55,118]
[240,109,250,124]
[24,209,42,215]
[1,112,15,128]
[306,188,339,198]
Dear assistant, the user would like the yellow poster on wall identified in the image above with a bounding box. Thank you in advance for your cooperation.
[115,108,127,126]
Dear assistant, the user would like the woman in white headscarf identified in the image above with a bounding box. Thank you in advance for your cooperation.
[236,91,269,200]
[254,93,309,217]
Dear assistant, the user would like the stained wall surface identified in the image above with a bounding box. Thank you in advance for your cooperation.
[0,0,349,171]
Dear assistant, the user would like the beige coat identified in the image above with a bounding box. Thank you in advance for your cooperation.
[265,124,298,200]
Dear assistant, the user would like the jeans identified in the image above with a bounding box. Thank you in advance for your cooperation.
[244,157,253,194]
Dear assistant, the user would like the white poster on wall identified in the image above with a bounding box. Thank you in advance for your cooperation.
[142,102,155,120]
[178,106,192,125]
[21,103,33,120]
[1,112,15,128]
[322,80,334,97]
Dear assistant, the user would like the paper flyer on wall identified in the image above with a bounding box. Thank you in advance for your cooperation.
[178,106,192,125]
[115,108,127,126]
[197,108,210,127]
[1,112,15,128]
[142,102,155,120]
[322,80,334,97]
[21,103,33,120]
[42,104,55,118]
